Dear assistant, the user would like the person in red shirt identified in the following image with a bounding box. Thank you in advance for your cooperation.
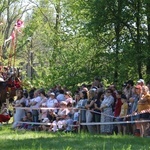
[114,91,123,117]
[0,103,10,125]
[113,91,123,134]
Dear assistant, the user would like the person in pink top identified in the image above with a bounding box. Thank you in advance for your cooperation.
[64,91,73,107]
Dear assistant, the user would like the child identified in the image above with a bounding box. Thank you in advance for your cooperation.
[16,111,32,130]
[64,113,73,132]
[41,110,57,131]
[71,109,79,132]
[117,94,128,135]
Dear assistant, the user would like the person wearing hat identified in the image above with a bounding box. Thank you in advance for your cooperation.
[117,94,128,135]
[46,92,58,113]
[50,101,69,132]
[137,79,145,87]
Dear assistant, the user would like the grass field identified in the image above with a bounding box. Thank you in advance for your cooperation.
[0,125,150,150]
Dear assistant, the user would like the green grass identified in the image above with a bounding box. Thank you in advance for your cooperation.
[0,125,150,150]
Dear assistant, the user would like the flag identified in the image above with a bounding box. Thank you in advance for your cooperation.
[4,19,24,45]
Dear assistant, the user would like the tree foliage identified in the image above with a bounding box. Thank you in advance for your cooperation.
[0,0,150,90]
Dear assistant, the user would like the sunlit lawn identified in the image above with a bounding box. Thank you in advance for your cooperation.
[0,124,150,150]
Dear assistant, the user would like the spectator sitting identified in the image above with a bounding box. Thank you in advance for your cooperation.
[72,108,79,132]
[0,103,10,125]
[16,111,33,130]
[47,109,57,123]
[64,113,73,132]
[50,101,69,132]
[39,103,48,122]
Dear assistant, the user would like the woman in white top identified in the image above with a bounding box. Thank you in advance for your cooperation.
[50,101,69,132]
[46,92,58,113]
[39,90,48,107]
[39,90,48,121]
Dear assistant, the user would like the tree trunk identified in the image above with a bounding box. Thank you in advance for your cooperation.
[136,0,142,79]
[146,1,150,80]
[114,0,122,83]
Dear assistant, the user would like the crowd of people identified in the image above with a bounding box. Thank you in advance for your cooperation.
[0,77,150,137]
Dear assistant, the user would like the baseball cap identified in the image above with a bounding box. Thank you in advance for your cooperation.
[60,101,67,105]
[50,92,55,96]
[137,79,145,84]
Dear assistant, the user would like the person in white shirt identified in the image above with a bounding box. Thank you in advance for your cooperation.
[29,89,42,122]
[39,90,48,107]
[46,92,58,113]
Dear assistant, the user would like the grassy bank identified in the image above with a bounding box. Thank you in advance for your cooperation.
[0,125,149,150]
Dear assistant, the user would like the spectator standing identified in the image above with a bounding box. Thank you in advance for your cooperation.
[137,86,150,137]
[100,89,114,134]
[29,89,42,122]
[85,89,97,133]
[56,89,65,103]
[113,91,123,134]
[123,80,134,101]
[12,90,26,128]
[129,85,142,134]
[76,90,88,132]
[117,94,128,135]
[114,91,123,118]
[64,91,73,107]
[46,92,58,113]
[94,91,104,133]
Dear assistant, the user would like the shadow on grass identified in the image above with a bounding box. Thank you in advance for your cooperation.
[0,126,150,150]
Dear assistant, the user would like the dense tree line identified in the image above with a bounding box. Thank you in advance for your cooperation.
[0,0,150,91]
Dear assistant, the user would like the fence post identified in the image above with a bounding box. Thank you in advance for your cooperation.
[78,109,81,133]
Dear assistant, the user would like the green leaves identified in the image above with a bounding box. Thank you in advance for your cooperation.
[1,0,149,90]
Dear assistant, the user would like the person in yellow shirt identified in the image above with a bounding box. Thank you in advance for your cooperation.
[117,94,128,135]
[137,86,150,137]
